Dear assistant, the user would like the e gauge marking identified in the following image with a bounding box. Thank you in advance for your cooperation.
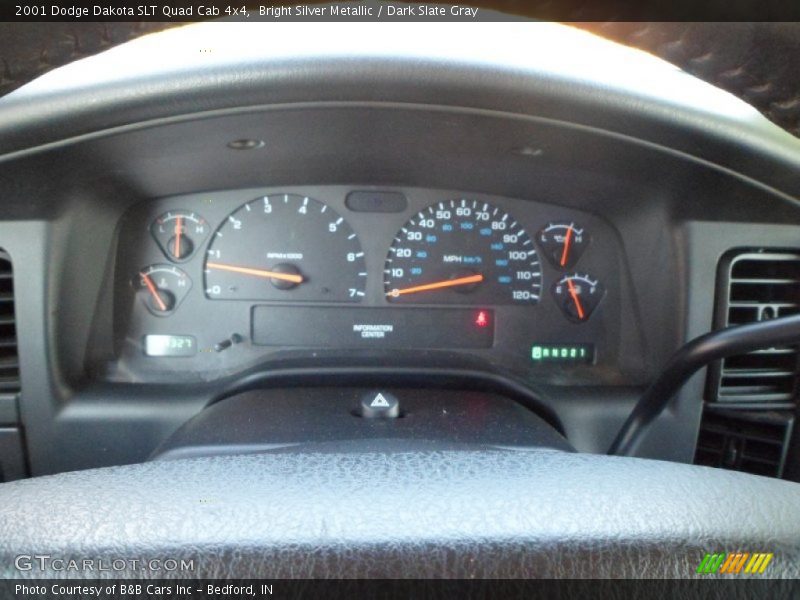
[552,273,605,323]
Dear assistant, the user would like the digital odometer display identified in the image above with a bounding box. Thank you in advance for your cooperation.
[384,199,542,305]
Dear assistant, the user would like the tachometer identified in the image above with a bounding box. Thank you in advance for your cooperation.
[384,199,542,305]
[204,194,366,302]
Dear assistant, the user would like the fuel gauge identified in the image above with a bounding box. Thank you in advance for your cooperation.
[135,265,192,316]
[537,222,589,270]
[552,273,604,323]
[150,210,209,262]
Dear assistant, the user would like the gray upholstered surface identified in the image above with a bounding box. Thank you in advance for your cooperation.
[0,448,798,579]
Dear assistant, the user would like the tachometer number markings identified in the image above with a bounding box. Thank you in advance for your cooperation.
[204,194,366,302]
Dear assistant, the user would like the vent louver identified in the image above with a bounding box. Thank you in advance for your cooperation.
[697,250,799,479]
[0,251,19,395]
[694,410,793,478]
[712,252,800,405]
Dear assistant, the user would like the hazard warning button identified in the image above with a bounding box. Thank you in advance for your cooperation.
[359,391,400,419]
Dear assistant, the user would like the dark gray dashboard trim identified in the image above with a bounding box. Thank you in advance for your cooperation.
[1,22,800,200]
[1,101,799,211]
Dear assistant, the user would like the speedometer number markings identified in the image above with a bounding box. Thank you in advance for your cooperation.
[384,199,542,305]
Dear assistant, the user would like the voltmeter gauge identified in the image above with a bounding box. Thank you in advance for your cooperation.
[552,273,604,323]
[150,210,209,262]
[134,265,192,316]
[537,222,588,270]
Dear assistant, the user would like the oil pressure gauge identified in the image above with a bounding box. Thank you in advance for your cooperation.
[552,273,604,323]
[537,222,589,270]
[150,210,209,262]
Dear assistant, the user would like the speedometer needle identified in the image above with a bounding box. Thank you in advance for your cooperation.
[206,262,304,284]
[566,277,585,320]
[388,274,484,297]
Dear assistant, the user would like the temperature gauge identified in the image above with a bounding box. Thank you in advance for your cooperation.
[150,210,209,262]
[135,265,192,316]
[552,273,604,323]
[537,222,588,270]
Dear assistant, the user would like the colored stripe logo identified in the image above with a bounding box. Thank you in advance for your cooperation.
[697,552,773,574]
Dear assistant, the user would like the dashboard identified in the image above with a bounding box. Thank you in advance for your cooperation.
[108,186,633,386]
[0,22,798,482]
[2,21,800,581]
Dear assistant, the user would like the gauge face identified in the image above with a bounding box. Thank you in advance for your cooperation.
[134,264,192,316]
[552,273,605,322]
[204,194,366,302]
[384,199,542,305]
[150,210,209,262]
[537,222,588,270]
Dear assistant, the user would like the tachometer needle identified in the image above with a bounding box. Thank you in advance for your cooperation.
[141,272,168,312]
[566,277,585,320]
[388,274,484,297]
[206,262,304,284]
[560,224,573,267]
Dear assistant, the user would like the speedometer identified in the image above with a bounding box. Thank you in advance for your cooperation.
[205,194,366,302]
[384,199,542,305]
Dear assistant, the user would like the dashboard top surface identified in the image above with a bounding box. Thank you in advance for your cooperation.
[2,22,799,208]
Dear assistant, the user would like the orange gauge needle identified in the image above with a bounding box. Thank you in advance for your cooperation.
[175,216,183,257]
[566,277,585,320]
[141,273,167,312]
[206,262,304,284]
[388,274,484,297]
[560,225,573,267]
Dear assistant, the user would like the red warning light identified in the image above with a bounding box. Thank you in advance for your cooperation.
[475,311,489,328]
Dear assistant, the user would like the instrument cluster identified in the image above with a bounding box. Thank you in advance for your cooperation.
[105,186,631,385]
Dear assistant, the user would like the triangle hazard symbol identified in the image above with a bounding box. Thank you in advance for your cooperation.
[370,393,391,408]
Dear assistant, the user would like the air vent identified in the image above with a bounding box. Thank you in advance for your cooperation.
[694,410,794,478]
[711,252,800,405]
[0,251,19,395]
